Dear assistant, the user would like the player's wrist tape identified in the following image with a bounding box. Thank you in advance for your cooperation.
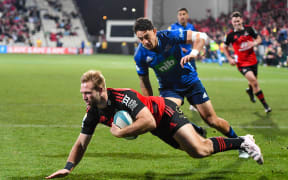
[190,49,199,56]
[64,162,74,171]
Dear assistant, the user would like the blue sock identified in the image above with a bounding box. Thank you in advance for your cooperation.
[190,122,206,137]
[190,122,202,132]
[225,126,238,138]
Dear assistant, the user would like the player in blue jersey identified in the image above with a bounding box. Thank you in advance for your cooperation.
[133,17,249,158]
[168,8,196,69]
[168,8,198,112]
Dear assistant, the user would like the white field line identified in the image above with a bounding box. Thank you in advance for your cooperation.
[199,77,288,83]
[1,124,288,129]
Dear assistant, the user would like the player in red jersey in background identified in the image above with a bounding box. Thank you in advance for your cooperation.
[45,70,263,179]
[223,11,271,113]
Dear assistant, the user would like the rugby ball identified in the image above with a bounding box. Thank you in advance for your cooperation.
[113,110,137,140]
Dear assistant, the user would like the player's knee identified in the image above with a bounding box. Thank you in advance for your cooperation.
[184,140,213,158]
[187,147,211,158]
[250,79,258,88]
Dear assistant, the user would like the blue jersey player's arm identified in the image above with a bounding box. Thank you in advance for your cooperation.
[169,23,196,54]
[180,30,208,68]
[134,47,154,96]
[160,29,208,67]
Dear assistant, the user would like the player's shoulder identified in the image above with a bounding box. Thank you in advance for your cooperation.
[108,88,144,112]
[187,23,195,30]
[108,88,137,96]
[108,87,129,93]
[226,29,234,35]
[223,29,235,43]
[244,25,258,34]
[169,22,178,29]
[157,29,170,36]
[134,43,147,59]
[158,29,179,39]
[224,29,233,41]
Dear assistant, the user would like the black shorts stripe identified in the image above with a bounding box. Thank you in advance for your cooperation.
[150,99,190,149]
[238,64,258,77]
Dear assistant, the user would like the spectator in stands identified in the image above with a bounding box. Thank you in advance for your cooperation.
[56,38,63,47]
[80,40,85,54]
[36,38,42,47]
[264,44,278,66]
[70,11,78,18]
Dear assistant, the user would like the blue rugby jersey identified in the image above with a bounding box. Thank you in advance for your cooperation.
[170,22,196,55]
[134,30,199,91]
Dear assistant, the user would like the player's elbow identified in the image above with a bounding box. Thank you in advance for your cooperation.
[146,117,157,130]
[191,31,208,43]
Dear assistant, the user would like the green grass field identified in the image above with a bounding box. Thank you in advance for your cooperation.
[0,54,287,180]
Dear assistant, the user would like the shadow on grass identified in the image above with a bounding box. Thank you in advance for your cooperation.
[8,159,254,180]
[189,110,203,125]
[7,171,196,180]
[8,159,266,180]
[196,158,259,180]
[45,152,186,160]
[10,168,259,180]
[7,169,247,180]
[242,111,288,138]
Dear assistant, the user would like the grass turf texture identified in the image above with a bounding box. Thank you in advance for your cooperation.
[0,54,287,180]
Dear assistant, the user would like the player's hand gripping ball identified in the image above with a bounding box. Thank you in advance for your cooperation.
[113,110,138,140]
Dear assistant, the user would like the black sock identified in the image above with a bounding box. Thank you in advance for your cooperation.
[210,137,244,153]
[255,90,268,108]
[248,85,253,94]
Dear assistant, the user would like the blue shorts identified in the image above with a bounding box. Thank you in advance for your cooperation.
[159,80,210,105]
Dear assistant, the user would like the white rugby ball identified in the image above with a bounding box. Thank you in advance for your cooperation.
[113,110,137,140]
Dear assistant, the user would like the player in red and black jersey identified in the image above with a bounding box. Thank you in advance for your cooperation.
[46,70,263,179]
[223,11,271,113]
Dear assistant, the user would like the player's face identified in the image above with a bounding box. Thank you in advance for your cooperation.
[177,10,188,26]
[80,81,101,107]
[231,17,243,31]
[136,29,158,50]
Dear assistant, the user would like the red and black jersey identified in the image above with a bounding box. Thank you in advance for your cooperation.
[81,88,166,135]
[224,25,258,67]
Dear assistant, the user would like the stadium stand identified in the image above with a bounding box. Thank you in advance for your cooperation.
[35,0,89,48]
[0,0,287,66]
[0,0,89,49]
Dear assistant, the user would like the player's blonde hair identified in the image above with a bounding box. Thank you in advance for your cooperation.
[81,70,106,90]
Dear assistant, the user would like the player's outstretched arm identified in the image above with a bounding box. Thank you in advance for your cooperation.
[223,45,236,65]
[45,133,92,179]
[139,75,153,96]
[180,30,207,68]
[45,169,70,179]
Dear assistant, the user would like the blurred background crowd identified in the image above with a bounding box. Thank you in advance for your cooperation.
[191,0,288,67]
[0,0,287,67]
